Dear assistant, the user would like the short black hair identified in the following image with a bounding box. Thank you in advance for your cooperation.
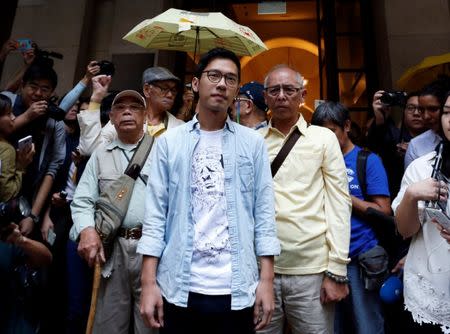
[22,63,58,89]
[195,48,241,81]
[311,101,350,129]
[419,75,450,107]
[0,94,12,116]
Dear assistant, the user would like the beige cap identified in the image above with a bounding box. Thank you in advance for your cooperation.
[112,90,146,108]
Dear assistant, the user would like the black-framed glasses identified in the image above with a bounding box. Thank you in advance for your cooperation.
[26,82,52,95]
[150,83,178,96]
[264,84,302,97]
[202,70,238,87]
[405,104,420,114]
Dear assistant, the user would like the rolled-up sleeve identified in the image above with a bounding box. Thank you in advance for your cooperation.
[253,137,280,256]
[137,137,169,257]
[322,134,351,276]
[70,153,99,241]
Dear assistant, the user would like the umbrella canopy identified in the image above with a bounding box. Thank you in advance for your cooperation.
[123,8,267,58]
[397,52,450,91]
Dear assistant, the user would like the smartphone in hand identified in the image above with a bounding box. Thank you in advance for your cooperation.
[16,38,33,52]
[425,207,450,230]
[47,228,57,246]
[18,135,32,151]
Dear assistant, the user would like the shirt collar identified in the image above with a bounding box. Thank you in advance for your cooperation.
[106,134,145,151]
[188,114,235,133]
[264,113,308,138]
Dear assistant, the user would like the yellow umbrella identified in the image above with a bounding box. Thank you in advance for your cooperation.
[397,52,450,91]
[123,8,267,59]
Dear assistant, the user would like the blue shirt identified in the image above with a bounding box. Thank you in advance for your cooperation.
[404,129,441,170]
[344,146,390,258]
[137,116,280,310]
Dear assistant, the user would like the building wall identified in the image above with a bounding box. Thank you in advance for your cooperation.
[1,0,168,96]
[2,0,448,96]
[379,0,450,89]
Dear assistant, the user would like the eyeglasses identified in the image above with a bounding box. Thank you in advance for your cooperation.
[150,83,178,96]
[264,84,302,97]
[234,97,252,105]
[202,70,239,87]
[405,104,420,114]
[112,103,145,113]
[26,82,52,95]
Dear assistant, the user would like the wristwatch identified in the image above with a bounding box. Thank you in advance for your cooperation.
[27,213,40,224]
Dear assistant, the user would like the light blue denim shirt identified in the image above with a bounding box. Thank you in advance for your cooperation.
[137,116,280,310]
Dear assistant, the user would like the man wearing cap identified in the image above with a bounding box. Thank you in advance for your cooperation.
[77,67,184,156]
[231,81,268,130]
[70,90,156,333]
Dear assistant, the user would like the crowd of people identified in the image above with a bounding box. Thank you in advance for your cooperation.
[0,37,449,334]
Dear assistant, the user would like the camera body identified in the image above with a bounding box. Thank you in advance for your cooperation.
[380,91,408,107]
[97,60,115,76]
[0,196,31,227]
[46,101,66,121]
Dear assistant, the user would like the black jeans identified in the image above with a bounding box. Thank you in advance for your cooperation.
[161,292,255,334]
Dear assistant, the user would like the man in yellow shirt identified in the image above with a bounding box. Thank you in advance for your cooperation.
[258,65,351,334]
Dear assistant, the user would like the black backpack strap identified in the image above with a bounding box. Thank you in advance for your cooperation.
[271,128,301,177]
[357,149,370,200]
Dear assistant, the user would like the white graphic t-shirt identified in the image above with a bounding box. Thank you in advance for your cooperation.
[189,129,231,295]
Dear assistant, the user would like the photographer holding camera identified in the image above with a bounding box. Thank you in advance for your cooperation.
[367,90,426,198]
[0,222,52,333]
[1,63,65,236]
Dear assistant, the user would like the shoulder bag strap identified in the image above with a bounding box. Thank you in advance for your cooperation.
[124,134,155,180]
[271,127,301,178]
[357,149,370,200]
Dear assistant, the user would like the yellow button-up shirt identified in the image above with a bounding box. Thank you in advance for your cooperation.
[260,114,351,276]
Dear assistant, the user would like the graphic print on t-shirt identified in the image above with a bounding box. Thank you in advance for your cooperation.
[191,145,230,263]
[190,130,232,294]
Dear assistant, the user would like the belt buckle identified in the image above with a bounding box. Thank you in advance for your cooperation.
[125,227,141,239]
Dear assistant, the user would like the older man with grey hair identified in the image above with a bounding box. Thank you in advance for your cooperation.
[77,67,184,155]
[71,90,157,334]
[258,64,351,334]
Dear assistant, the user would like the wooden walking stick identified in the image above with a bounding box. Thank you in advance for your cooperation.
[86,262,102,334]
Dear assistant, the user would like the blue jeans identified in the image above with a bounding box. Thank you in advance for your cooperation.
[335,260,384,334]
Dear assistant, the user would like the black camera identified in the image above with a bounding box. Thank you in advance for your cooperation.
[0,196,31,226]
[380,91,408,107]
[97,60,115,76]
[46,97,66,121]
[32,43,63,68]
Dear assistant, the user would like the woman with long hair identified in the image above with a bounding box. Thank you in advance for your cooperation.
[393,91,450,333]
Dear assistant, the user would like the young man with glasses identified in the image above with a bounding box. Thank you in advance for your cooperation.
[138,48,280,334]
[368,91,425,198]
[258,64,351,334]
[1,63,65,237]
[230,81,268,130]
[404,80,448,169]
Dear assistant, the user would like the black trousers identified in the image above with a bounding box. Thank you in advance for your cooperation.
[161,292,255,334]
